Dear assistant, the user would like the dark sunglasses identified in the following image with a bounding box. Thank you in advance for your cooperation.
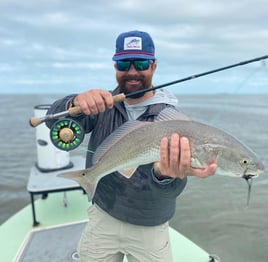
[116,59,154,71]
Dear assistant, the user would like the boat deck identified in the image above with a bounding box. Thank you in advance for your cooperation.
[0,190,217,261]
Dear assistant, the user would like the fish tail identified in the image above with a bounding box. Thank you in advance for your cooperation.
[58,168,97,200]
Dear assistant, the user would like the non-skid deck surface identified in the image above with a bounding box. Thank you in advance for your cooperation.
[17,222,86,262]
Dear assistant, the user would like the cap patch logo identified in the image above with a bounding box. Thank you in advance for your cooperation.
[124,37,142,50]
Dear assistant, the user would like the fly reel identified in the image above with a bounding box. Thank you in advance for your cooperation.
[50,119,85,151]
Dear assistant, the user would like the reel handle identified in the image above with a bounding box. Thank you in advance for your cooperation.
[29,93,126,127]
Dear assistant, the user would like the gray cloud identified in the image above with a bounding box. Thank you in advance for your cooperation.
[0,0,267,94]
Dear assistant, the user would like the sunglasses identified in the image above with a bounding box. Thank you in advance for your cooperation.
[116,59,154,71]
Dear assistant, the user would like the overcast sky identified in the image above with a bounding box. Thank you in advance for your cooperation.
[0,0,267,94]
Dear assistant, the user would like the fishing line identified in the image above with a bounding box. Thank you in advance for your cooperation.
[245,177,253,208]
[75,147,95,154]
[208,63,265,125]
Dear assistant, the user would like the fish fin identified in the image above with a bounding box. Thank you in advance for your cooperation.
[58,168,96,200]
[190,157,206,168]
[92,121,150,164]
[191,144,223,168]
[155,108,192,121]
[118,168,137,178]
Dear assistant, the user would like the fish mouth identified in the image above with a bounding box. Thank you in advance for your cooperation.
[242,166,261,181]
[242,173,258,181]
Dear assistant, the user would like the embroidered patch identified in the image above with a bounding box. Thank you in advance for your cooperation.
[124,37,142,50]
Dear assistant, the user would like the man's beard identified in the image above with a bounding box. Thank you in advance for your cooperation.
[117,75,150,98]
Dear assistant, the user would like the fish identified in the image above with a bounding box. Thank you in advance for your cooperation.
[59,108,264,200]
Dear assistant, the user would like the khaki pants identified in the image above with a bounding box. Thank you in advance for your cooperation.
[78,204,173,262]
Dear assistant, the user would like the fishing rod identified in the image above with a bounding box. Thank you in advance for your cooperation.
[29,54,268,127]
[29,54,268,151]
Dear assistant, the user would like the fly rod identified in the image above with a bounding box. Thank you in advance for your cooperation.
[29,54,268,127]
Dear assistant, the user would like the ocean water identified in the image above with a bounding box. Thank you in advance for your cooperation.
[0,94,267,262]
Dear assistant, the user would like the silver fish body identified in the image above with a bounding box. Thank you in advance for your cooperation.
[59,109,264,199]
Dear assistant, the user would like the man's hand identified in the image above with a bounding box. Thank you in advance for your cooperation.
[154,133,217,179]
[72,89,114,115]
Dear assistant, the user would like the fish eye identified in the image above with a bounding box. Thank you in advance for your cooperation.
[240,159,249,166]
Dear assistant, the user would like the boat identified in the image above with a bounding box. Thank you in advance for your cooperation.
[0,105,220,262]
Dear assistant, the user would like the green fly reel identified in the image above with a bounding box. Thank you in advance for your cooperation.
[50,118,85,151]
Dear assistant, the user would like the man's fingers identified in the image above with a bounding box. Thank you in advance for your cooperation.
[191,163,218,178]
[179,137,191,168]
[75,89,114,115]
[159,137,169,172]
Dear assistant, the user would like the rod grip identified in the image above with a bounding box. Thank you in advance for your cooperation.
[68,106,82,115]
[29,117,45,127]
[68,93,126,116]
[112,93,126,103]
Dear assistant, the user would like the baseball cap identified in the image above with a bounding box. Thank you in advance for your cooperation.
[112,30,156,61]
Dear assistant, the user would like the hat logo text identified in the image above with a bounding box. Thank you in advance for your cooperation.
[124,37,142,50]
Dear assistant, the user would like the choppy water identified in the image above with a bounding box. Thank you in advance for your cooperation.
[0,94,267,262]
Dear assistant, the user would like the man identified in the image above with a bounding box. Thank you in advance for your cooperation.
[47,30,217,262]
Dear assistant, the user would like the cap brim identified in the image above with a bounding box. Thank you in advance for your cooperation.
[112,53,155,61]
